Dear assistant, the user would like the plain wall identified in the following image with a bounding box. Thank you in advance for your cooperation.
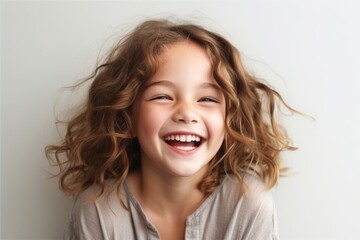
[1,1,360,239]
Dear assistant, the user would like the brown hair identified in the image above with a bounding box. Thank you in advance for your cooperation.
[46,19,296,202]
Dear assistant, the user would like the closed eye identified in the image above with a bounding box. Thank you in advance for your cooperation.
[198,97,219,103]
[150,95,173,101]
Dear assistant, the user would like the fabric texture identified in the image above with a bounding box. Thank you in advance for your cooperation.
[64,173,279,240]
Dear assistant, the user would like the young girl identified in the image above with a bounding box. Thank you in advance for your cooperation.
[46,19,295,240]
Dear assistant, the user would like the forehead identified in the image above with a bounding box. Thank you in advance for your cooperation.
[147,40,216,87]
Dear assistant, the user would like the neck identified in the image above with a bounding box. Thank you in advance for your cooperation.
[128,168,206,218]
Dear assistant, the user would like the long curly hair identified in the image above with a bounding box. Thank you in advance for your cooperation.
[46,19,296,203]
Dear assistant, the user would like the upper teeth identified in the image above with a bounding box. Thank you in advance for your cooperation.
[164,135,201,142]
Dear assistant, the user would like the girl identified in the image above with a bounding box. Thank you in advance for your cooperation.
[46,19,295,240]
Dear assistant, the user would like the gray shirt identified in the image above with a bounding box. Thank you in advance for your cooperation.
[64,173,279,240]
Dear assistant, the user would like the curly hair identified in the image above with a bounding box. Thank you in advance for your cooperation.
[46,19,296,204]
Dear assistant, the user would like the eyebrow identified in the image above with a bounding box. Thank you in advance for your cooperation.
[144,80,175,89]
[144,80,222,92]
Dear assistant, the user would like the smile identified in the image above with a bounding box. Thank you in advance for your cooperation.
[163,134,204,151]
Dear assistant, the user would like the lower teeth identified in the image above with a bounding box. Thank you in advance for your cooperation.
[175,146,196,151]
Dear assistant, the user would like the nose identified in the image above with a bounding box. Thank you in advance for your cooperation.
[172,102,198,124]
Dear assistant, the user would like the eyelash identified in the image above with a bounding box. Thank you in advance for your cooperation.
[150,95,172,101]
[150,95,219,103]
[198,97,219,103]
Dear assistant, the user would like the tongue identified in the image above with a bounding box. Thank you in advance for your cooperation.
[166,140,196,147]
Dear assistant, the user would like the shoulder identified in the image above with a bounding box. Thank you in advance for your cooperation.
[226,172,275,212]
[218,173,278,238]
[220,172,273,203]
[243,173,274,205]
[214,173,275,215]
[71,180,122,219]
[64,181,133,240]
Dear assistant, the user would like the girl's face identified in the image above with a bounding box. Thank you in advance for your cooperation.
[133,41,225,179]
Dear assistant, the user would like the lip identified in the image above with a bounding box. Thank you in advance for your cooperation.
[161,131,206,155]
[164,142,203,155]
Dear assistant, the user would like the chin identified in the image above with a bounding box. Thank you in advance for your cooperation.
[168,163,208,179]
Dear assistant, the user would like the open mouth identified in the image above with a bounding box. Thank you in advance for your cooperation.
[163,134,204,151]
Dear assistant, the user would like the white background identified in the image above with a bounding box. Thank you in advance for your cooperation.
[1,1,360,239]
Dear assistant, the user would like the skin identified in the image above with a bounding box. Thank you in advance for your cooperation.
[128,40,226,240]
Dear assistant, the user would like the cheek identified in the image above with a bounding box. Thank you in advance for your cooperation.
[205,109,226,140]
[214,118,226,140]
[135,105,166,135]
